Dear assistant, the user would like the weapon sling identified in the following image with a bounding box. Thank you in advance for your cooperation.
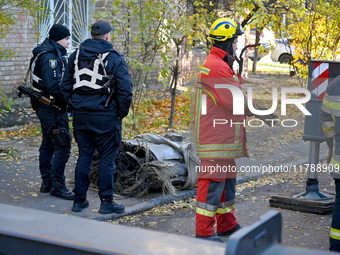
[97,54,116,108]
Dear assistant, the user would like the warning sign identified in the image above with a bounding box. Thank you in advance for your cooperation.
[304,60,340,141]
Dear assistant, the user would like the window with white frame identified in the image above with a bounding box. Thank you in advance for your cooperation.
[37,0,93,51]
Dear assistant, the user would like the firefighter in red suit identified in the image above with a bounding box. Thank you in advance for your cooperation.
[194,18,247,242]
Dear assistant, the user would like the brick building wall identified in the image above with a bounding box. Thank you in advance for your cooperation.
[0,13,36,107]
[178,48,208,89]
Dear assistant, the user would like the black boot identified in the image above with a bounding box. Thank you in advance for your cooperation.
[195,234,224,242]
[217,224,241,237]
[72,200,89,212]
[50,182,74,200]
[40,181,52,193]
[99,199,125,214]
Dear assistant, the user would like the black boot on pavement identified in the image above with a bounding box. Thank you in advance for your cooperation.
[99,199,125,214]
[72,200,89,212]
[50,182,74,200]
[40,181,52,193]
[195,234,224,242]
[217,224,241,237]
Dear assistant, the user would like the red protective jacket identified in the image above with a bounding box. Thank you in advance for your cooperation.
[194,46,249,161]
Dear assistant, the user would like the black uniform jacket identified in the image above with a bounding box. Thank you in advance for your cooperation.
[61,39,132,118]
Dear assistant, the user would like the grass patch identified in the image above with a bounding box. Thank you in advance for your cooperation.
[255,62,290,68]
[248,67,290,75]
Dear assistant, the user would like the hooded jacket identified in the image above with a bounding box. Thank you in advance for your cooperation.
[61,39,132,118]
[194,46,248,160]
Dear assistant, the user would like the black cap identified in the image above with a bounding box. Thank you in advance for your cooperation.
[49,24,70,41]
[91,20,116,35]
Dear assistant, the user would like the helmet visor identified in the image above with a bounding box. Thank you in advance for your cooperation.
[235,23,244,36]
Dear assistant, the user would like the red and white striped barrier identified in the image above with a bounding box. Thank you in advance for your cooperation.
[310,62,329,100]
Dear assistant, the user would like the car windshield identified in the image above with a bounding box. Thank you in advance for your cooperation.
[275,39,292,45]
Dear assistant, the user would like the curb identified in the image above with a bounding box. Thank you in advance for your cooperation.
[90,189,198,221]
[0,126,20,132]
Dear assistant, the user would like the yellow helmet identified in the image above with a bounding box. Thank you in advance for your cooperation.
[209,18,244,42]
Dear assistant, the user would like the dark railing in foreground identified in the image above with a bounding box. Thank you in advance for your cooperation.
[0,203,335,255]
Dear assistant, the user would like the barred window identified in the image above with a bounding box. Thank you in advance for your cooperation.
[37,0,93,52]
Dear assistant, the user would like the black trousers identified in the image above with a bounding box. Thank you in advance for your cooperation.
[72,111,121,202]
[36,105,71,184]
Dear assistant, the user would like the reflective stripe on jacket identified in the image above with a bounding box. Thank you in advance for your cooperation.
[31,38,67,98]
[194,46,248,160]
[73,50,111,91]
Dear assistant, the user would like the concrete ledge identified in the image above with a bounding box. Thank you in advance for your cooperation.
[91,189,197,221]
[0,203,225,255]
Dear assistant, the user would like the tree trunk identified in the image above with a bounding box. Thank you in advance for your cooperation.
[252,29,261,73]
[168,43,180,129]
[243,29,249,78]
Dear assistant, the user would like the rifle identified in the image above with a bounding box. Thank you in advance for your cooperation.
[18,85,61,111]
[102,76,117,109]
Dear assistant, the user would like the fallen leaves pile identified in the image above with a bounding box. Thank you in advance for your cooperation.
[110,198,197,224]
[122,89,191,139]
[0,125,42,160]
[0,89,191,143]
[0,125,41,140]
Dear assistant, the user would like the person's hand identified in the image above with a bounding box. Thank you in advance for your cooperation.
[53,93,67,112]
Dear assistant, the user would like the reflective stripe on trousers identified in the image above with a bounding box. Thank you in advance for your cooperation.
[195,159,238,237]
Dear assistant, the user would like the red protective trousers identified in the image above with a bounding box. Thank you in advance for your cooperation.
[195,159,238,237]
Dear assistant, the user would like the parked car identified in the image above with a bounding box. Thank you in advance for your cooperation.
[247,43,270,61]
[270,39,295,64]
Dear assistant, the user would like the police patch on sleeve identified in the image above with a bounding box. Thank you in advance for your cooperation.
[49,60,57,69]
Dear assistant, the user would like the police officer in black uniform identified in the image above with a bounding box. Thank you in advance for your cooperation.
[31,24,73,200]
[61,20,132,213]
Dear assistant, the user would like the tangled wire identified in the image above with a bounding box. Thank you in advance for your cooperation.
[89,141,179,197]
